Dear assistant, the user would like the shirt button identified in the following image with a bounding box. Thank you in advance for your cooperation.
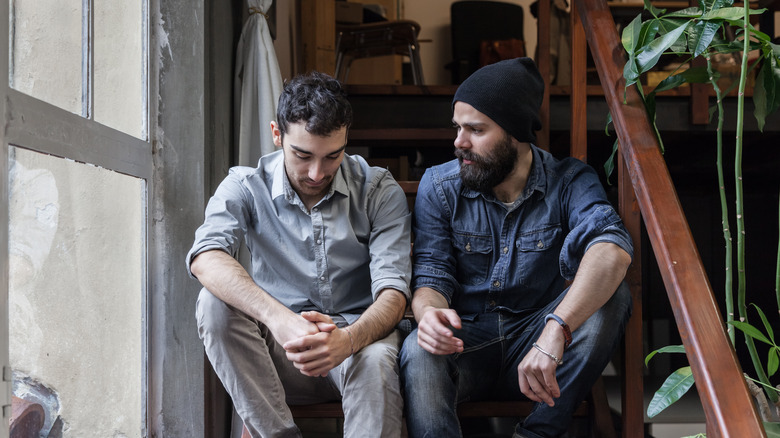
[489,300,496,307]
[493,280,500,288]
[320,276,326,281]
[313,207,319,212]
[316,239,322,245]
[503,246,509,254]
[537,240,544,249]
[465,242,472,252]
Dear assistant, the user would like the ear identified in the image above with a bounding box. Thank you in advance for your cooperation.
[270,121,283,147]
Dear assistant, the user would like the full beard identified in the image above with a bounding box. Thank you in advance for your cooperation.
[455,134,517,194]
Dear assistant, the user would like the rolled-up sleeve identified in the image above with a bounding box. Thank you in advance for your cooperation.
[558,164,633,280]
[185,171,253,278]
[367,172,413,301]
[410,169,459,303]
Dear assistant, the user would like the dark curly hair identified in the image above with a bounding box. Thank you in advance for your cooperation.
[276,71,353,137]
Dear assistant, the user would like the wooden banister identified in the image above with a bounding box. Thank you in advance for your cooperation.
[573,0,766,435]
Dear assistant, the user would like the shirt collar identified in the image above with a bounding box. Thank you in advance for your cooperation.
[270,153,350,205]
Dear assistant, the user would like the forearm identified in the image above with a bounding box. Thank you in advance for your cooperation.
[552,242,631,331]
[411,287,449,322]
[190,249,292,325]
[348,288,407,352]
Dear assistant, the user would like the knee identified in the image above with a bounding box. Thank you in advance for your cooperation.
[399,329,424,370]
[399,330,448,381]
[195,287,233,341]
[606,281,632,323]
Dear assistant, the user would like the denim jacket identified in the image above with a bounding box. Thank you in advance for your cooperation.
[411,145,633,319]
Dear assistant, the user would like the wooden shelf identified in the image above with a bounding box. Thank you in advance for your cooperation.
[350,128,454,141]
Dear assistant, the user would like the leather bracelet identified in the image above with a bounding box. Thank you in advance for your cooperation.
[545,313,572,349]
[533,342,563,366]
[345,327,355,356]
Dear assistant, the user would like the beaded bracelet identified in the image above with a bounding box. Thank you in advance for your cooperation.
[532,342,563,366]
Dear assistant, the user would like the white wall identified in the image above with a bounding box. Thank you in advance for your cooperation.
[402,0,537,85]
[272,0,538,85]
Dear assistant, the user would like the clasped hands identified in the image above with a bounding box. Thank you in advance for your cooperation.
[277,311,352,378]
[417,307,565,407]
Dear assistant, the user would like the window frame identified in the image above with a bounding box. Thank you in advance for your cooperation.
[1,0,152,434]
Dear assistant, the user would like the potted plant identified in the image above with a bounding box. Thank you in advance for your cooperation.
[615,0,780,432]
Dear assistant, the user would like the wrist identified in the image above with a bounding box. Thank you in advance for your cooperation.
[344,326,355,356]
[545,313,572,349]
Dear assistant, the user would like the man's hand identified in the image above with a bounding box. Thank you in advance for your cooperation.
[416,307,464,355]
[518,324,565,407]
[282,311,350,377]
[268,311,324,348]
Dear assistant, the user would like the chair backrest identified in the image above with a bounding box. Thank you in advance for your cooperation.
[450,0,525,84]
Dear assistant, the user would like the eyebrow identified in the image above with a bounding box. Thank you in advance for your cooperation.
[290,144,347,157]
[453,120,488,129]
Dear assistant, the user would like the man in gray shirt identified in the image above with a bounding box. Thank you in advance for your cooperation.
[187,71,411,438]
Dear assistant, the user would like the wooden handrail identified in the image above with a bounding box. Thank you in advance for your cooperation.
[573,0,766,435]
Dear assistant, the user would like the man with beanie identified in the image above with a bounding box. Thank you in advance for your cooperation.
[399,58,633,438]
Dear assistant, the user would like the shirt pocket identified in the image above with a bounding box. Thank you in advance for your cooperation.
[516,226,563,287]
[452,232,493,286]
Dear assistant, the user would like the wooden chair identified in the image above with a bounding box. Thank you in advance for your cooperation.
[335,20,425,85]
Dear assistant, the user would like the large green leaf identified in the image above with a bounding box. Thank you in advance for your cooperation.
[636,21,690,73]
[702,6,765,20]
[652,73,687,93]
[647,366,695,418]
[638,19,661,49]
[768,347,779,377]
[765,421,780,437]
[688,20,721,56]
[754,54,780,131]
[623,14,643,54]
[681,65,715,83]
[666,6,703,18]
[729,320,773,345]
[622,14,644,86]
[644,0,666,16]
[645,344,686,366]
[751,303,776,344]
[657,17,692,54]
[701,0,735,13]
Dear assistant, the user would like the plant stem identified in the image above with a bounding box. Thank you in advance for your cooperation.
[776,192,780,311]
[707,54,734,346]
[735,0,777,404]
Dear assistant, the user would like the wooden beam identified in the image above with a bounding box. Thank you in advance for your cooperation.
[570,0,588,162]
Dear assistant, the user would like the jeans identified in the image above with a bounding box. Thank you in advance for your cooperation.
[399,282,631,438]
[196,288,404,438]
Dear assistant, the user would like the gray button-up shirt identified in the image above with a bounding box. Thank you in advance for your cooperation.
[187,151,412,324]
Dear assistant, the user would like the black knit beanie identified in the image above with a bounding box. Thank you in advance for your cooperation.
[453,57,544,144]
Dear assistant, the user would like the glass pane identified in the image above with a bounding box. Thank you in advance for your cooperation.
[9,0,84,115]
[94,0,146,139]
[8,146,145,436]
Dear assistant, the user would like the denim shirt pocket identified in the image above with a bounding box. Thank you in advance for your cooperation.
[516,226,563,288]
[452,232,493,286]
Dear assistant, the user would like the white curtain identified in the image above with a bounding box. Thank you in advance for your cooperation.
[234,0,284,166]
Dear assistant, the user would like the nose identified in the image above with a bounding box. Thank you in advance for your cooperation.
[308,160,325,182]
[454,129,470,150]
